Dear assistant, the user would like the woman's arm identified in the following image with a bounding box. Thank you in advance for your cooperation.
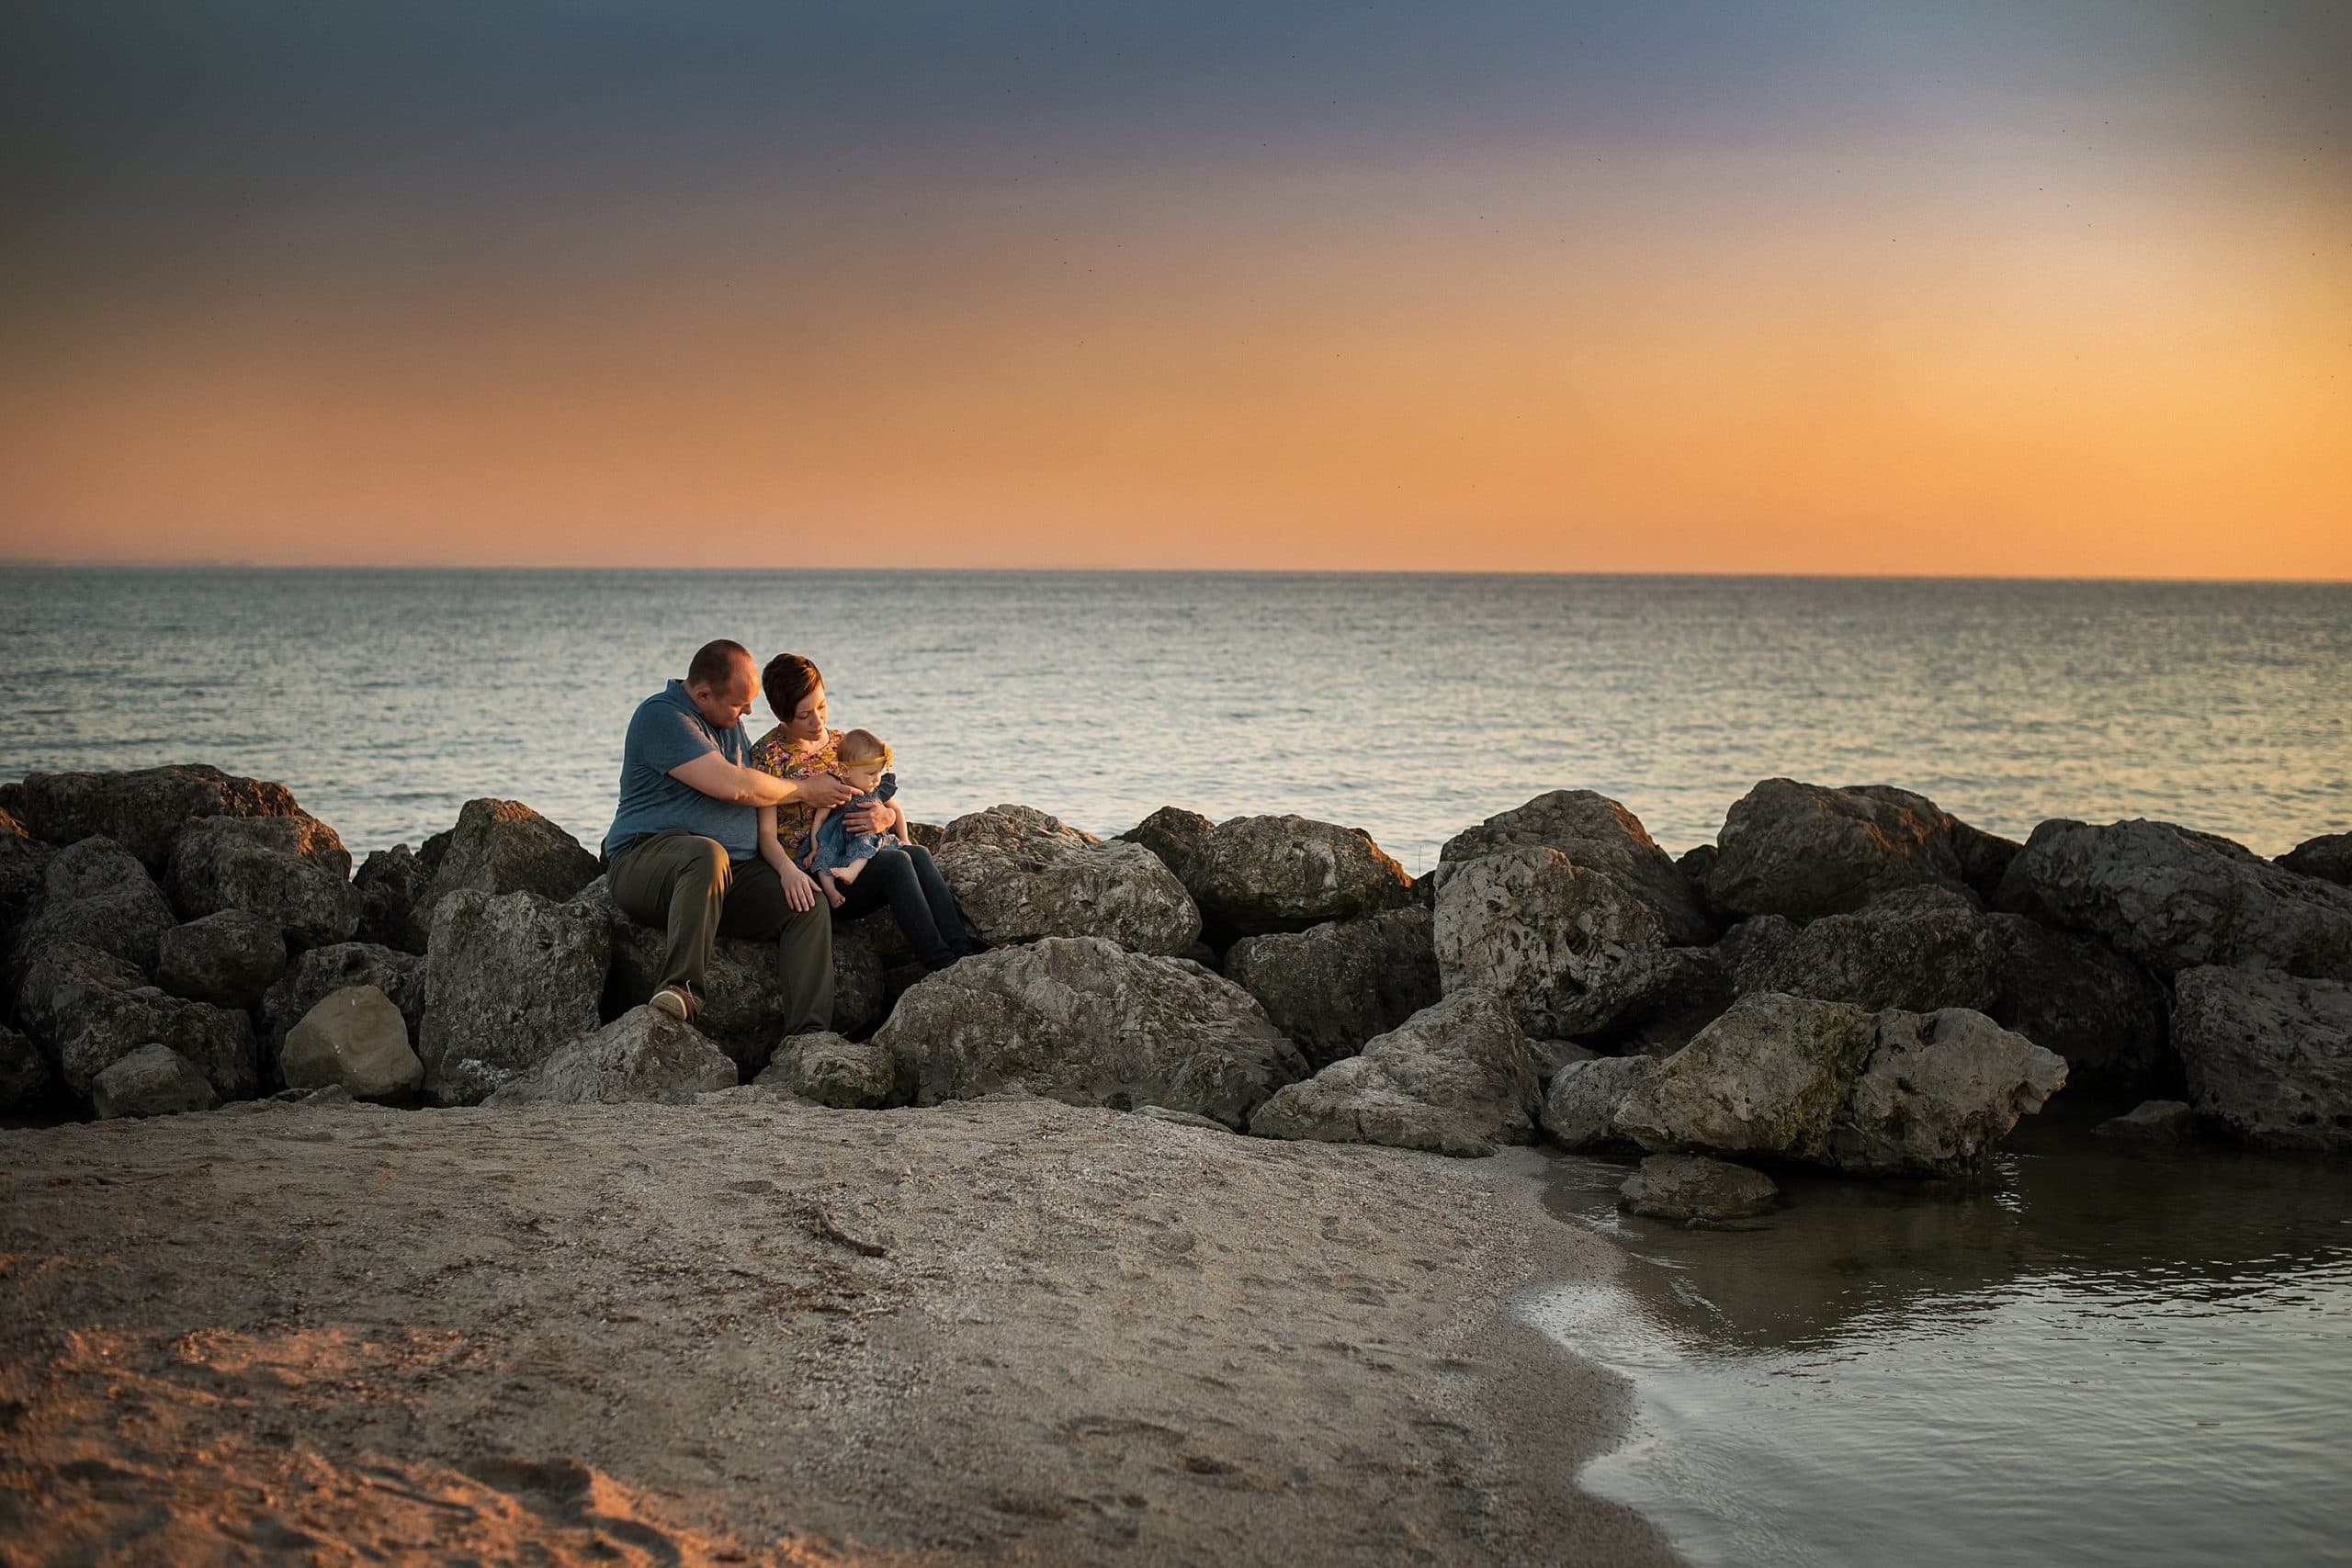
[758,804,820,913]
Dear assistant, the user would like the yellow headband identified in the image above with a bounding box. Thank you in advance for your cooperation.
[836,749,891,771]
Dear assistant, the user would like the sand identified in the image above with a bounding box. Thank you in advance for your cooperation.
[0,1092,1670,1566]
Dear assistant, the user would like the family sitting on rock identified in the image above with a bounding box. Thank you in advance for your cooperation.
[602,641,976,1032]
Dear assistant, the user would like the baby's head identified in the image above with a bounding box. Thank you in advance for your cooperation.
[835,728,892,790]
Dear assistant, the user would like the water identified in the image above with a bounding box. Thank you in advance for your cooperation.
[1533,1140,2352,1567]
[0,570,2346,864]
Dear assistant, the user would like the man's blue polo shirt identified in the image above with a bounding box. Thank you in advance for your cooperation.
[603,680,756,863]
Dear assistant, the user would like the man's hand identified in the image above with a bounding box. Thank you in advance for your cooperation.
[780,863,820,914]
[797,773,858,809]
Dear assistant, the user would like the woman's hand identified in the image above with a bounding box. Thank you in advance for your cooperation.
[779,862,820,914]
[842,800,903,835]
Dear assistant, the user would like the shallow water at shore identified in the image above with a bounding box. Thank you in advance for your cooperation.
[1530,1137,2352,1567]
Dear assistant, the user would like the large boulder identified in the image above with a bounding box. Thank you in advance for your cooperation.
[260,942,426,1055]
[482,1006,737,1107]
[15,942,257,1101]
[1718,887,2004,1015]
[2278,832,2352,887]
[1618,1154,1779,1223]
[754,1031,897,1109]
[1983,913,2169,1090]
[1706,780,2016,920]
[2000,818,2352,981]
[1118,807,1215,888]
[90,1043,220,1120]
[933,805,1199,955]
[0,824,52,961]
[1222,906,1440,1068]
[2170,966,2352,1152]
[0,1023,54,1111]
[1538,1054,1659,1152]
[353,844,433,953]
[874,935,1305,1127]
[166,816,361,949]
[1147,813,1415,937]
[1614,991,2064,1177]
[1432,846,1680,1037]
[156,909,288,1010]
[5,837,177,979]
[1248,989,1543,1156]
[424,798,601,915]
[417,890,610,1105]
[16,764,305,868]
[1440,790,1713,945]
[279,985,424,1100]
[1541,947,1733,1057]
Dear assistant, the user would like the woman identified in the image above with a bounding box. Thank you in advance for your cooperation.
[749,654,977,971]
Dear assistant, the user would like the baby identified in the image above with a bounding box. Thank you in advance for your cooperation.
[800,728,899,908]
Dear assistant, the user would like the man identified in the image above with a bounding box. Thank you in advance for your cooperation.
[603,639,856,1029]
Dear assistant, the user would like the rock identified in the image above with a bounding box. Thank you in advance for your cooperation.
[1538,1054,1658,1152]
[353,844,433,953]
[1983,914,2168,1089]
[155,909,288,1010]
[1719,887,2004,1015]
[2278,832,2352,886]
[1161,814,1416,937]
[753,1031,896,1109]
[2002,818,2352,981]
[874,935,1305,1127]
[1545,946,1734,1057]
[16,763,305,867]
[1706,779,2013,920]
[15,942,258,1101]
[934,805,1200,955]
[90,1043,220,1119]
[260,942,426,1054]
[1222,907,1441,1068]
[483,1006,737,1107]
[827,919,897,1034]
[599,909,887,1075]
[1614,991,2065,1177]
[424,798,601,915]
[2095,1100,2197,1143]
[1431,846,1679,1037]
[278,985,423,1100]
[1618,1154,1780,1223]
[166,815,361,949]
[5,837,177,979]
[0,1023,54,1111]
[0,827,52,960]
[2170,966,2352,1152]
[1135,1104,1231,1132]
[1528,1039,1599,1076]
[417,890,611,1105]
[1118,807,1215,887]
[1248,989,1543,1156]
[1441,790,1713,945]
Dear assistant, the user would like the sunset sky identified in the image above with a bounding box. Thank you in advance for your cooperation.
[2,2,2346,576]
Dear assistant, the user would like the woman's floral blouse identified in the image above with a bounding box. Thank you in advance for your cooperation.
[747,724,842,863]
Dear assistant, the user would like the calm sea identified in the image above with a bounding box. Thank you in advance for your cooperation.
[0,570,2345,863]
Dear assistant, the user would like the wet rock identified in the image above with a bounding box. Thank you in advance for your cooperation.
[16,763,305,867]
[417,889,610,1105]
[1441,790,1713,944]
[1707,779,2012,920]
[260,942,426,1055]
[1432,846,1679,1037]
[1829,1008,2070,1177]
[1984,913,2169,1090]
[483,1005,737,1107]
[2002,818,2352,981]
[90,1043,220,1120]
[156,909,288,1010]
[353,844,433,953]
[2277,831,2352,887]
[1222,906,1441,1069]
[424,798,601,916]
[279,985,423,1100]
[874,935,1305,1128]
[2170,966,2352,1152]
[1546,946,1734,1057]
[1169,814,1417,937]
[0,1023,54,1111]
[1719,887,2004,1015]
[2095,1100,2196,1143]
[15,942,258,1101]
[1618,1154,1779,1223]
[934,805,1200,955]
[754,1031,896,1109]
[1248,989,1543,1157]
[166,816,360,949]
[1538,1054,1659,1152]
[5,837,177,979]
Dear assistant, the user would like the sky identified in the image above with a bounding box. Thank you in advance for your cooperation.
[1,1,2346,575]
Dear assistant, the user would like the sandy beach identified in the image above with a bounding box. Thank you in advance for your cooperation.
[0,1093,1668,1565]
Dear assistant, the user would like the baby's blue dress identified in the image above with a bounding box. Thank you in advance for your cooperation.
[807,773,899,873]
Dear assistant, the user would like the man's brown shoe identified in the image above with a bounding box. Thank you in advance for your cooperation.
[650,984,698,1024]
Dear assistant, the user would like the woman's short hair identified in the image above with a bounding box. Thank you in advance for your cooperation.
[763,653,822,721]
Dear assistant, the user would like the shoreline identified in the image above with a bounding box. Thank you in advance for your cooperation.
[0,1094,1673,1566]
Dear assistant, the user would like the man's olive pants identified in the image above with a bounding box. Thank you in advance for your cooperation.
[605,829,833,1033]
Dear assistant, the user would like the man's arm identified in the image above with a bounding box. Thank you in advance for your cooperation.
[671,752,854,809]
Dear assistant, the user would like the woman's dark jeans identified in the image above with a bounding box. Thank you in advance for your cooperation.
[833,843,975,970]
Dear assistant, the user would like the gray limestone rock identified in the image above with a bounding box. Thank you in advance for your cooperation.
[279,985,424,1100]
[1984,913,2169,1090]
[423,798,601,919]
[1432,845,1679,1038]
[2095,1100,2197,1143]
[156,908,288,1010]
[1828,1008,2070,1177]
[15,942,258,1101]
[1545,946,1734,1057]
[0,825,54,963]
[353,843,433,953]
[166,815,361,949]
[874,935,1305,1128]
[17,763,306,867]
[418,889,610,1105]
[1441,790,1714,945]
[934,805,1199,955]
[91,1043,220,1119]
[260,942,426,1055]
[5,836,178,980]
[1248,988,1543,1157]
[1706,779,2010,920]
[1618,1154,1780,1223]
[1161,813,1416,937]
[0,1023,54,1111]
[2170,965,2352,1152]
[1538,1054,1659,1152]
[483,1005,737,1106]
[2278,832,2352,887]
[1118,807,1216,888]
[1222,906,1440,1069]
[754,1030,896,1109]
[1720,886,2005,1015]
